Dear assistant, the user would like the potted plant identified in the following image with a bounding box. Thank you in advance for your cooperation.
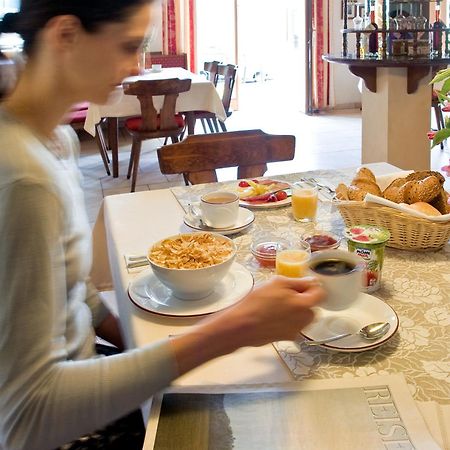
[430,69,450,176]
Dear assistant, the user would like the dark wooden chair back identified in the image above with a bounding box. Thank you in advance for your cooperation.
[146,53,188,69]
[157,129,295,185]
[203,61,220,86]
[124,78,192,134]
[124,78,192,192]
[217,64,237,114]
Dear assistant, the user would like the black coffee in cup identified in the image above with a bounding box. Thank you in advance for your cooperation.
[310,259,356,276]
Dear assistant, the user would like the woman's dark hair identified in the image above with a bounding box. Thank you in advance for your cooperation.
[0,0,152,54]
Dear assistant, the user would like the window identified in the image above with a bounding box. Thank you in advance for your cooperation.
[0,0,22,51]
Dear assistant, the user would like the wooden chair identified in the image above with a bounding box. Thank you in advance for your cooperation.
[65,103,111,176]
[123,78,192,191]
[191,64,237,134]
[144,53,188,69]
[157,129,295,185]
[203,60,220,85]
[199,61,220,133]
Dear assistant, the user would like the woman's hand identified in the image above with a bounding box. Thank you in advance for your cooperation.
[170,276,325,375]
[208,275,325,348]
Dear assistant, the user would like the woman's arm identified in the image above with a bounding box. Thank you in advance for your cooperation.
[0,180,324,450]
[170,276,323,375]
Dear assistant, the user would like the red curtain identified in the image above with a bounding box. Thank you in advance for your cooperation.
[312,0,330,110]
[162,0,196,72]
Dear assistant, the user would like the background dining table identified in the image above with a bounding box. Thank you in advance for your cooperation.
[91,162,449,449]
[84,67,226,177]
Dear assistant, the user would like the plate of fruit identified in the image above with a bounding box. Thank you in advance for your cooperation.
[237,179,291,209]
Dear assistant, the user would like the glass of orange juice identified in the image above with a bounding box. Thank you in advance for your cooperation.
[275,241,311,278]
[291,182,318,222]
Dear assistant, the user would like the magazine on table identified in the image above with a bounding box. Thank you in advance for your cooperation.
[144,374,442,450]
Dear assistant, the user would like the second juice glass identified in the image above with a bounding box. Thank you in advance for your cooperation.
[291,182,318,222]
[275,240,311,278]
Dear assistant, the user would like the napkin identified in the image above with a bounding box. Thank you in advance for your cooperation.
[124,254,149,273]
[374,170,414,190]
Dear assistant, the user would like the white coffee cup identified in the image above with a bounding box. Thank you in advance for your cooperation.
[309,249,364,311]
[151,64,162,72]
[189,191,239,228]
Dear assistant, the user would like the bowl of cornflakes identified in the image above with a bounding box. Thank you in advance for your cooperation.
[147,232,236,300]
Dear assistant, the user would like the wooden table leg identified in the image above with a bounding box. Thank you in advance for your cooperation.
[107,117,119,178]
[185,112,195,135]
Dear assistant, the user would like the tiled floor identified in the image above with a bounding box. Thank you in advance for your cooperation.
[78,86,450,226]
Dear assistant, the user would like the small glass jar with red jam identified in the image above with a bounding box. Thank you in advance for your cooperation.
[302,231,341,252]
[251,235,289,268]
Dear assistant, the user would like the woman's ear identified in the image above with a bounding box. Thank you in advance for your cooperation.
[44,15,83,51]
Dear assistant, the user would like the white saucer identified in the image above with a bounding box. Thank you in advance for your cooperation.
[300,292,399,352]
[183,207,255,235]
[128,262,254,317]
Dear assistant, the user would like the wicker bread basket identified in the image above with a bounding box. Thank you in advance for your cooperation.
[336,201,450,251]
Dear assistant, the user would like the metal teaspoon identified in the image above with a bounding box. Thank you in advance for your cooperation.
[302,322,390,346]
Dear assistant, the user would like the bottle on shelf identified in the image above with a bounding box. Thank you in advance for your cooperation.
[367,0,379,57]
[393,3,407,56]
[387,16,397,56]
[353,4,363,30]
[433,0,445,56]
[415,3,429,57]
[405,4,416,56]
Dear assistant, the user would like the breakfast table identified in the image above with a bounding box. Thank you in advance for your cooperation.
[84,67,226,177]
[91,162,449,449]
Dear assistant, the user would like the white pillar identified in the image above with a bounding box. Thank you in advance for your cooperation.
[361,67,431,171]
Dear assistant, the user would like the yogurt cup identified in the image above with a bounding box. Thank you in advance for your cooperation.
[345,225,390,293]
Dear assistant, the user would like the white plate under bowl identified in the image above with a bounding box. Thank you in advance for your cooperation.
[300,292,399,352]
[183,207,255,235]
[128,262,254,317]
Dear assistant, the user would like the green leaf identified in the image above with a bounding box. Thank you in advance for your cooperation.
[437,92,449,103]
[440,78,450,97]
[430,68,450,84]
[431,128,450,148]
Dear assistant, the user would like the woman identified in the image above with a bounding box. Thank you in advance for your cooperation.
[0,2,324,449]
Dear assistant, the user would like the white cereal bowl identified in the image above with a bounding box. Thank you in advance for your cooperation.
[148,233,236,300]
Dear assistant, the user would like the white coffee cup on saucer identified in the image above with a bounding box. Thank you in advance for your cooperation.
[151,64,162,72]
[189,191,239,228]
[309,249,364,311]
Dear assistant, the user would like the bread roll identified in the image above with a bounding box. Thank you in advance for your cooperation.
[406,202,441,216]
[402,176,442,204]
[430,190,450,214]
[383,175,442,204]
[383,178,406,203]
[405,170,445,185]
[356,167,377,183]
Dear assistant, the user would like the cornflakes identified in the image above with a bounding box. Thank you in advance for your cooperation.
[148,233,234,269]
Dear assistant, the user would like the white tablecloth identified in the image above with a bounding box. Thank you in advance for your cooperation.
[84,67,226,135]
[90,162,449,448]
[90,163,401,381]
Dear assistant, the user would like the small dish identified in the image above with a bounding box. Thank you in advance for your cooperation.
[250,234,290,268]
[302,231,341,252]
[184,207,254,235]
[300,292,399,352]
